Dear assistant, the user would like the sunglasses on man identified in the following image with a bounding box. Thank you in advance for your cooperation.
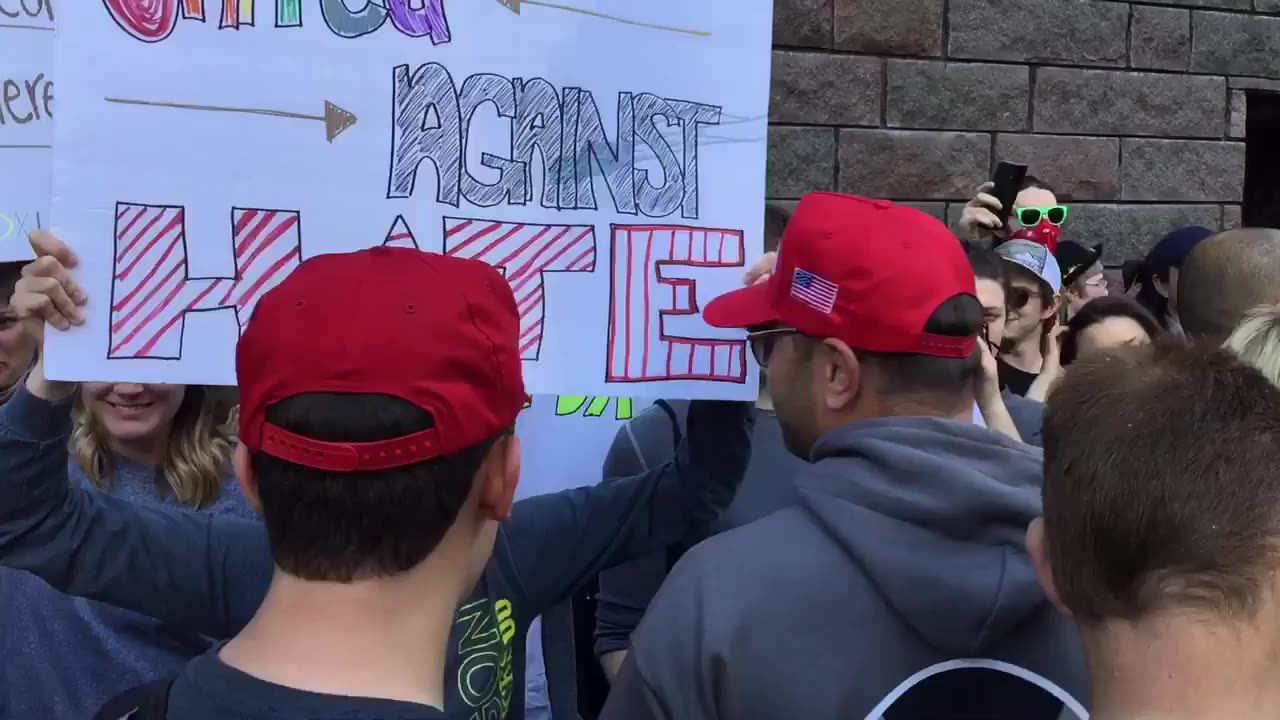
[747,327,799,368]
[1015,206,1069,227]
[1008,287,1036,310]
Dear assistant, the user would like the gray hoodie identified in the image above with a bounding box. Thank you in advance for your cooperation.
[601,416,1088,720]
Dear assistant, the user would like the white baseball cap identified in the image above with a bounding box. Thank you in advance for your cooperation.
[996,239,1063,294]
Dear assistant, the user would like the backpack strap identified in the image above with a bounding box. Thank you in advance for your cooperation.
[95,675,175,720]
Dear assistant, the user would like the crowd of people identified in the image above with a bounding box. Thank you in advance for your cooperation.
[1,169,1279,720]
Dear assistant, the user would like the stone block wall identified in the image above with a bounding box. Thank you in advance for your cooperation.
[766,0,1263,261]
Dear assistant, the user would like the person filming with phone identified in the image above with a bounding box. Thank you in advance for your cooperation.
[957,166,1068,253]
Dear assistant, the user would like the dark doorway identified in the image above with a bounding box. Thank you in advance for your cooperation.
[1244,91,1280,228]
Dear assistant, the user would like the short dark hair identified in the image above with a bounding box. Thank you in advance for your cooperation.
[858,294,984,413]
[250,393,507,583]
[1179,229,1280,344]
[967,245,1008,288]
[1043,340,1280,623]
[1059,296,1162,366]
[0,262,22,307]
[1020,175,1056,196]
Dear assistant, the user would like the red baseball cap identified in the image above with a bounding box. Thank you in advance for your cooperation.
[704,192,977,358]
[237,246,526,472]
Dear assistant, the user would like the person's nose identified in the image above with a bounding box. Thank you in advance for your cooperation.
[112,383,146,397]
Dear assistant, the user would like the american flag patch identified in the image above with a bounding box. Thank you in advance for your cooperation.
[791,267,838,313]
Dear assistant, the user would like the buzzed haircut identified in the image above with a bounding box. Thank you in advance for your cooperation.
[251,392,508,583]
[1178,229,1280,344]
[1021,175,1056,196]
[856,294,984,415]
[1042,340,1280,623]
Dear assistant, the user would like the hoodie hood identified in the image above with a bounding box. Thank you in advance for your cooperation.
[797,416,1046,656]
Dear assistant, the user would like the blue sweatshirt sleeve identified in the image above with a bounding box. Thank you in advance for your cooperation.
[498,399,752,620]
[0,384,272,640]
[593,406,681,659]
[1003,392,1045,448]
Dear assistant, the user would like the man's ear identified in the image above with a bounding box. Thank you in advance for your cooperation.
[1026,518,1071,617]
[478,434,520,522]
[1042,294,1062,321]
[233,444,263,515]
[821,337,860,411]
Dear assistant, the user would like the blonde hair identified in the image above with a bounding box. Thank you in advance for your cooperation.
[1224,305,1280,389]
[72,385,236,508]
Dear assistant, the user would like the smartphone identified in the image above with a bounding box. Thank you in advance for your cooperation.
[990,162,1027,230]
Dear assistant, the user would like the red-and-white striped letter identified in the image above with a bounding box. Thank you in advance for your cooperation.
[444,217,596,360]
[109,203,302,359]
[607,225,747,383]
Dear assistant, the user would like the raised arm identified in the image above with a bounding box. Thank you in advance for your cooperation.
[499,399,752,621]
[594,404,682,681]
[0,232,272,639]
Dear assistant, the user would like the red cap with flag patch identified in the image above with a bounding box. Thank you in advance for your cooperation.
[704,192,977,358]
[236,246,527,472]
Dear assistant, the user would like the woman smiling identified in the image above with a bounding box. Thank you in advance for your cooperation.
[73,383,237,508]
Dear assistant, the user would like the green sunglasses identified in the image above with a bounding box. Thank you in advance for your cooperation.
[1015,205,1069,227]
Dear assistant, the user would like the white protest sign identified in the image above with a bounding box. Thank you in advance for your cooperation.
[516,393,646,498]
[46,0,771,399]
[0,1,54,263]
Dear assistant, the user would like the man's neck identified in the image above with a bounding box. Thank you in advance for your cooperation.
[1086,611,1280,720]
[1001,337,1043,373]
[219,562,464,708]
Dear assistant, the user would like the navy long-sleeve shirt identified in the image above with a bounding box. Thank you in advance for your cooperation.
[0,384,752,720]
[0,386,256,719]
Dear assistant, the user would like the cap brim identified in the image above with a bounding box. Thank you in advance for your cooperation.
[703,281,780,329]
[1062,245,1106,287]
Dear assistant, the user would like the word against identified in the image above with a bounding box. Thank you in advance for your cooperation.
[391,64,721,220]
[0,73,53,126]
[104,0,450,44]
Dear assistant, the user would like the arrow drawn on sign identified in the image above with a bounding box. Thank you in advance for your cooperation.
[103,97,358,143]
[496,0,709,37]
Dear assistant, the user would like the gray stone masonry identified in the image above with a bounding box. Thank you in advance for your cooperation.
[765,0,1259,262]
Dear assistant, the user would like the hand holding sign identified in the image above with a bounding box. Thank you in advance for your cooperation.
[744,251,776,286]
[11,231,84,402]
[12,231,85,337]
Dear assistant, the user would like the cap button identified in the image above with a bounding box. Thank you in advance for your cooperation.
[871,199,893,210]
